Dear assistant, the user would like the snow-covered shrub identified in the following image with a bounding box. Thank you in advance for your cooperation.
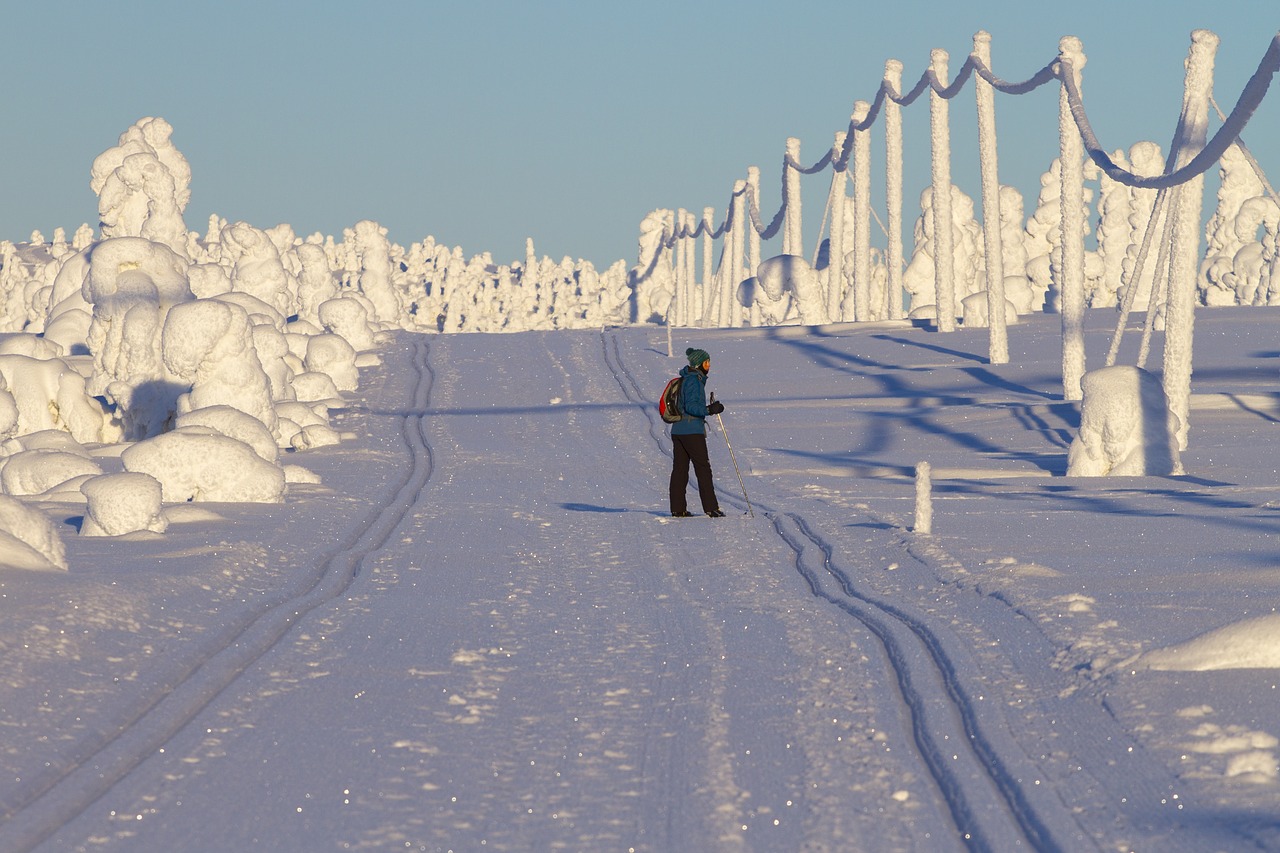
[220,221,293,317]
[0,449,102,496]
[303,333,358,392]
[79,472,167,537]
[291,371,343,406]
[176,405,279,463]
[122,428,285,503]
[1066,366,1183,477]
[162,299,278,436]
[352,220,403,325]
[90,118,191,259]
[0,354,120,444]
[318,297,379,351]
[82,237,195,439]
[757,255,826,325]
[0,495,67,571]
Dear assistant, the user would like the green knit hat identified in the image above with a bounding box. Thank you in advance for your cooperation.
[686,347,710,368]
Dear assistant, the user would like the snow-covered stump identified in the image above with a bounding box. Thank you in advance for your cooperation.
[783,138,803,257]
[1058,37,1088,401]
[884,60,906,321]
[80,472,168,537]
[824,133,848,322]
[929,49,956,332]
[1163,30,1220,451]
[1067,366,1183,477]
[851,100,873,322]
[914,461,933,534]
[974,31,1009,364]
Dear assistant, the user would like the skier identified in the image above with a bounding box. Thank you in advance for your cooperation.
[670,347,726,518]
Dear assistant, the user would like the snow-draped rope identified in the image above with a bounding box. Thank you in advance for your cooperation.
[646,30,1280,315]
[1059,33,1280,189]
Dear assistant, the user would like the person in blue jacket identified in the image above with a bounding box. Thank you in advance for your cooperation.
[670,347,726,518]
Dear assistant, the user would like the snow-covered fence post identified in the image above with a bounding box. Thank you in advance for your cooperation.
[852,100,873,322]
[825,133,848,321]
[885,59,906,320]
[747,166,764,326]
[1163,30,1220,450]
[914,461,933,534]
[1058,36,1088,401]
[929,49,957,332]
[974,31,1009,364]
[784,138,803,257]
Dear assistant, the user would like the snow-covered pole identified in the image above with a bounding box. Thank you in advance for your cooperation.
[974,31,1009,364]
[684,210,699,327]
[929,49,957,332]
[914,461,933,534]
[784,137,803,257]
[885,59,906,320]
[1058,36,1088,401]
[674,208,689,327]
[825,132,848,321]
[1163,30,1220,450]
[700,206,715,326]
[726,180,747,327]
[747,166,764,326]
[852,100,873,322]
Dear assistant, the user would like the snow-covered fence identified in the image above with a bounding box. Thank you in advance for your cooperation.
[641,29,1280,403]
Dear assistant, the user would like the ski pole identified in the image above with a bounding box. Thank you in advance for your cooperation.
[711,394,753,517]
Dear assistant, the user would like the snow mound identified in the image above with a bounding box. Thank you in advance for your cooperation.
[80,472,168,537]
[1138,614,1280,671]
[0,495,67,571]
[122,428,285,503]
[0,449,103,496]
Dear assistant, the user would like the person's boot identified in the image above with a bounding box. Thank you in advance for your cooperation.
[706,509,726,518]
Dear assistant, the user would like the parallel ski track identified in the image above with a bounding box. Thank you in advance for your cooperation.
[0,335,436,853]
[601,329,1075,853]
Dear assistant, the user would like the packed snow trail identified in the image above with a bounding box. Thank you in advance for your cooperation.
[28,330,956,851]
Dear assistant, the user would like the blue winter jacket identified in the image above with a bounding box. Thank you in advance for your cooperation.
[672,365,710,435]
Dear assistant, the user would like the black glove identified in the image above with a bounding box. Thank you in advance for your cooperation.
[707,400,725,415]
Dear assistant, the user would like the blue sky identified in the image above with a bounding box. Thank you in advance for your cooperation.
[0,1,1274,270]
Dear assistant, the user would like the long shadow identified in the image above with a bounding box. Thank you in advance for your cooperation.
[870,333,989,364]
[561,502,629,513]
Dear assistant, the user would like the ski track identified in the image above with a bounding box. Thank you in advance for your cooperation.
[0,337,436,853]
[602,329,1073,851]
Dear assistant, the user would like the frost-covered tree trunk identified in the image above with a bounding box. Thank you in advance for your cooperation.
[929,50,956,332]
[783,138,802,257]
[1163,30,1219,451]
[1058,37,1088,401]
[884,60,905,320]
[974,31,1008,364]
[824,133,848,322]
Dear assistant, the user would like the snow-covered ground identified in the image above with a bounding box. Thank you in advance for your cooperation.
[3,307,1280,851]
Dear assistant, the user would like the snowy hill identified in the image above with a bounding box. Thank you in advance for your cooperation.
[3,309,1280,850]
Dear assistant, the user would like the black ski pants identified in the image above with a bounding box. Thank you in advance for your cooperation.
[670,433,720,515]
